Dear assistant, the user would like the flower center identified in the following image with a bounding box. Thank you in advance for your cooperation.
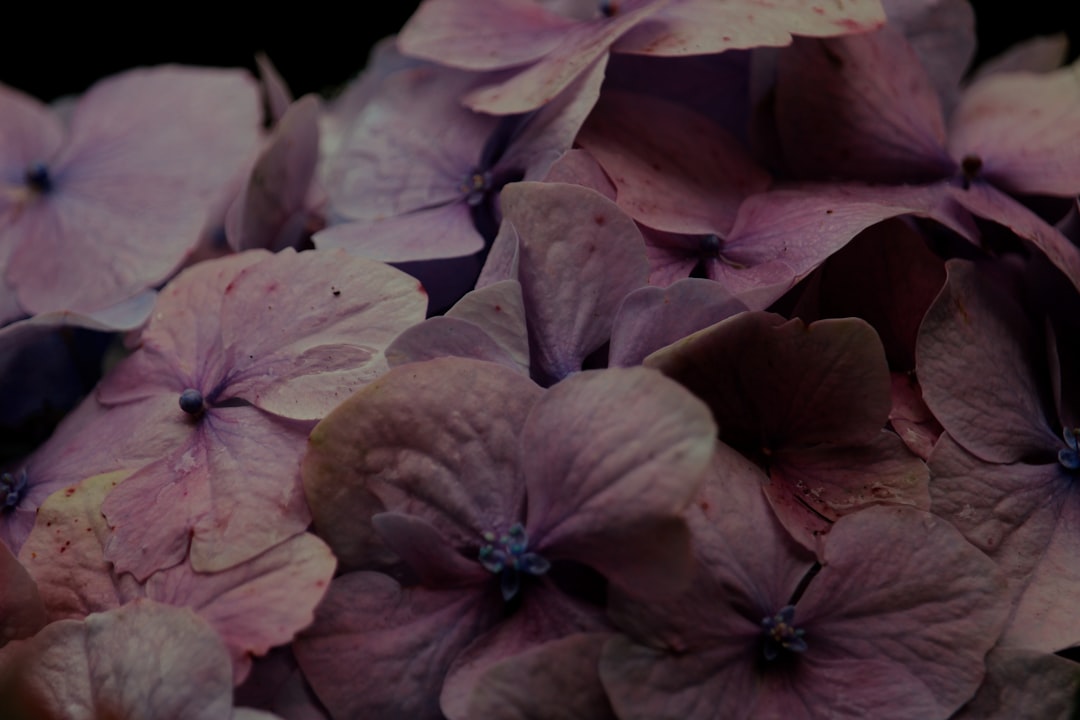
[959,154,982,190]
[478,522,550,601]
[760,605,807,661]
[1059,427,1080,470]
[459,169,493,207]
[699,233,721,259]
[599,0,620,17]
[179,388,206,416]
[1,470,28,513]
[24,161,52,193]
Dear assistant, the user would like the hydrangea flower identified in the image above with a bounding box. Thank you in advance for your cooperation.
[296,357,717,718]
[600,442,1009,719]
[70,248,425,579]
[0,66,261,319]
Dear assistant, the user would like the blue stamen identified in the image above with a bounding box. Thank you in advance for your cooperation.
[761,605,807,661]
[24,161,52,193]
[478,523,550,601]
[1,469,28,513]
[459,169,493,207]
[179,388,206,416]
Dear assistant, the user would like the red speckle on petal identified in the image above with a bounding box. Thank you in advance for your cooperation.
[494,304,503,312]
[812,5,824,13]
[594,215,606,226]
[64,488,76,497]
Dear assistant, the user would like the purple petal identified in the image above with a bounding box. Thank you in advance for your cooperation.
[917,259,1059,464]
[949,59,1080,196]
[504,181,650,383]
[952,648,1080,719]
[216,248,428,420]
[464,633,617,720]
[294,571,501,720]
[522,367,716,596]
[102,406,315,577]
[0,600,235,719]
[226,95,321,252]
[303,357,542,564]
[577,90,770,235]
[314,201,483,262]
[614,0,887,56]
[441,581,611,719]
[609,278,748,368]
[774,29,952,183]
[372,512,490,588]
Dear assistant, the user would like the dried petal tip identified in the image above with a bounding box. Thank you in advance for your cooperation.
[24,161,52,193]
[178,388,206,416]
[478,522,551,601]
[761,605,807,661]
[0,469,28,512]
[1059,427,1080,470]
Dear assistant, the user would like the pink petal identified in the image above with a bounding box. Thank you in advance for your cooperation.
[294,571,501,720]
[0,542,45,647]
[577,90,770,235]
[949,59,1080,196]
[303,357,542,565]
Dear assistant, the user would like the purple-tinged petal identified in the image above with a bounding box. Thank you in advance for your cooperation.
[540,148,617,198]
[314,200,483,262]
[917,259,1059,464]
[577,90,770,235]
[792,218,946,370]
[929,434,1080,651]
[764,431,930,549]
[372,512,491,588]
[522,367,716,597]
[774,29,953,183]
[464,633,617,720]
[970,34,1070,80]
[322,62,493,221]
[0,600,235,720]
[710,182,975,310]
[255,53,294,125]
[1,393,190,556]
[614,0,887,57]
[386,316,525,371]
[441,581,611,719]
[398,0,576,71]
[952,648,1080,719]
[948,181,1080,298]
[949,59,1080,197]
[146,532,336,684]
[0,82,63,174]
[0,542,45,647]
[97,252,267,405]
[609,278,747,368]
[102,406,315,578]
[7,66,261,315]
[888,371,943,460]
[646,312,891,449]
[226,95,322,252]
[882,0,974,115]
[476,215,521,288]
[215,249,427,420]
[303,357,542,566]
[498,54,608,182]
[456,1,671,115]
[387,280,531,373]
[294,571,502,720]
[504,181,650,383]
[446,280,529,371]
[795,507,1009,717]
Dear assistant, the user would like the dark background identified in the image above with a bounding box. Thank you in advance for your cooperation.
[2,4,1076,103]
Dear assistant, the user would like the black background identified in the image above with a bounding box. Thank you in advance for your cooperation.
[2,3,1076,103]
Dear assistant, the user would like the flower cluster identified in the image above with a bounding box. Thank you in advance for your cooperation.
[2,1,1080,718]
